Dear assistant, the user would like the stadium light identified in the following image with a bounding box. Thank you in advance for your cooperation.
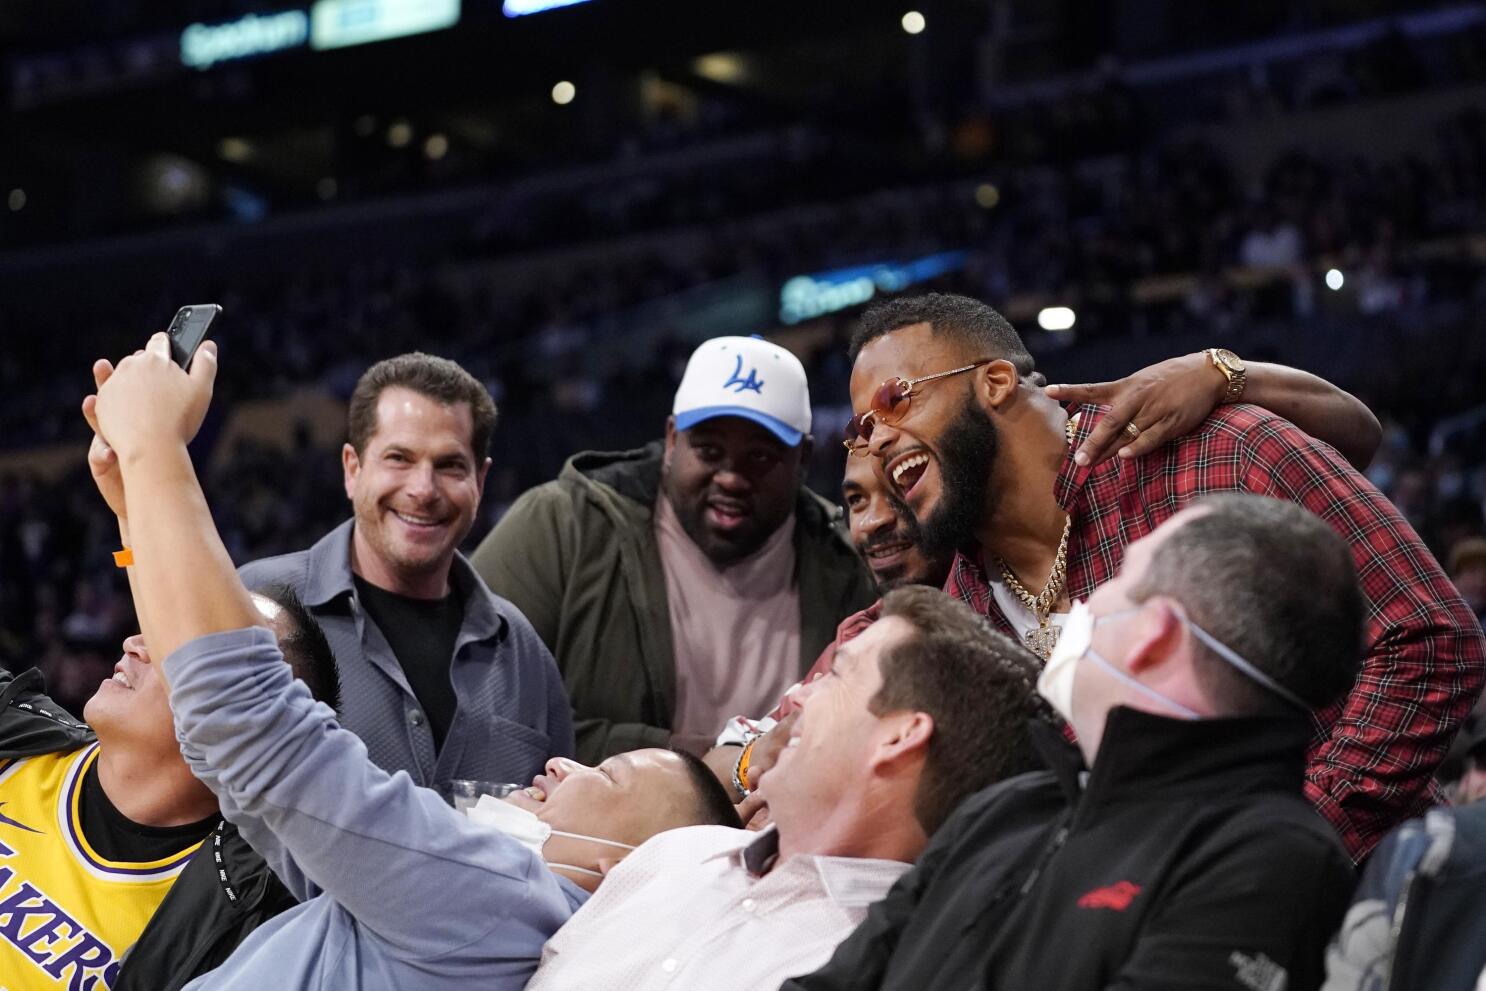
[974,183,1000,209]
[693,53,747,85]
[503,0,593,16]
[8,189,26,212]
[387,120,413,148]
[552,80,576,105]
[1037,306,1077,332]
[424,134,449,160]
[1325,268,1345,291]
[218,137,252,162]
[902,11,926,34]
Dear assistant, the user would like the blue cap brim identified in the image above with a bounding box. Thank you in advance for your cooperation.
[675,406,804,447]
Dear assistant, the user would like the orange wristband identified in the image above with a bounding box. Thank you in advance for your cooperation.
[112,547,134,568]
[736,738,757,793]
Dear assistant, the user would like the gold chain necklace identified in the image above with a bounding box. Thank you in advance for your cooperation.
[994,514,1072,660]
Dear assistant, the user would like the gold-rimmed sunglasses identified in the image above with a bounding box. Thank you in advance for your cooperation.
[842,359,993,456]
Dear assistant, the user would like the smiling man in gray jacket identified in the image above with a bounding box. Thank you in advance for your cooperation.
[240,352,574,789]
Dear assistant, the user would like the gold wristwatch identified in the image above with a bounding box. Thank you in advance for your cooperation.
[1204,348,1247,403]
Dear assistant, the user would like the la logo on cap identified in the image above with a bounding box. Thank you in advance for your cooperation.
[673,335,812,447]
[723,354,765,395]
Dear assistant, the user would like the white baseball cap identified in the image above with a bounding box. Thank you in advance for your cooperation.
[672,335,811,446]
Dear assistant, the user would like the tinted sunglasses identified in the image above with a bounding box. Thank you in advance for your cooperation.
[842,359,993,456]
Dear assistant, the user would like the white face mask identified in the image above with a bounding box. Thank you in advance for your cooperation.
[1037,599,1309,724]
[1038,600,1200,723]
[465,795,635,880]
[1036,601,1089,722]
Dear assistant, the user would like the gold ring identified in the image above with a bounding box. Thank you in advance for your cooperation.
[1124,421,1141,440]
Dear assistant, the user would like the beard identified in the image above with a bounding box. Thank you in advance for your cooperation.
[916,401,999,561]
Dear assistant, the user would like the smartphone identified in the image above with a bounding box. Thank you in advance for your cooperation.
[166,304,222,371]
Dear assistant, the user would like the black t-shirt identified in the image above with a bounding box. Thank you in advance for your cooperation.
[353,574,463,751]
[78,761,217,864]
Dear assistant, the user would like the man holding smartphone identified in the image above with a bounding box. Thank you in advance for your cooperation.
[238,352,573,790]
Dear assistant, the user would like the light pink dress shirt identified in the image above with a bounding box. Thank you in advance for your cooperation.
[526,825,910,990]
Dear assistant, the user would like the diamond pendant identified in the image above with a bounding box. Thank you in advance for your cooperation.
[1024,624,1060,661]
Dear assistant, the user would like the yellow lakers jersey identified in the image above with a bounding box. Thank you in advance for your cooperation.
[0,743,202,990]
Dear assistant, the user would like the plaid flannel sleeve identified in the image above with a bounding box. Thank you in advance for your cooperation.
[1239,414,1486,861]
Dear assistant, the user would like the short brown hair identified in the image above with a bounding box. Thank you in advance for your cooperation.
[868,586,1053,835]
[1128,493,1363,718]
[347,353,497,457]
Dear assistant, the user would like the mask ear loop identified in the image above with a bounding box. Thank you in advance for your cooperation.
[1174,609,1312,712]
[1084,606,1201,719]
[547,829,636,852]
[1084,646,1202,720]
[543,829,637,881]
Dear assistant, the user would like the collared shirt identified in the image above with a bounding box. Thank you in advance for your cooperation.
[239,519,575,788]
[654,495,802,740]
[946,403,1486,861]
[167,628,587,991]
[527,825,910,991]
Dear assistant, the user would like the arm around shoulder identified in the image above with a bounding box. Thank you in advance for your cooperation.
[1241,361,1381,471]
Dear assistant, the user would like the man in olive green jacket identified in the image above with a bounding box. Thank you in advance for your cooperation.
[472,337,874,763]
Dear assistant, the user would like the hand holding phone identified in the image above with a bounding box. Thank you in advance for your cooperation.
[92,332,219,462]
[166,304,222,371]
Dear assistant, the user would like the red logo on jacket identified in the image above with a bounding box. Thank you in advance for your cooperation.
[1076,880,1143,910]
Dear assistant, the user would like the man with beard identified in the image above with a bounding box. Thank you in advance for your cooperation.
[707,340,1386,807]
[240,352,573,791]
[843,291,1485,860]
[472,335,876,762]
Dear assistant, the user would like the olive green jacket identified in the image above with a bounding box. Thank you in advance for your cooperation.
[470,443,875,763]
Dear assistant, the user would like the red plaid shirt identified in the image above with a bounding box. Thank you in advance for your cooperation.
[940,402,1485,861]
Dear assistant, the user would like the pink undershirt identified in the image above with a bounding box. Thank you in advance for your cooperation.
[654,494,802,741]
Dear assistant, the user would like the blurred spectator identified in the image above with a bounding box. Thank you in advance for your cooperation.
[1239,205,1305,269]
[1450,537,1486,628]
[1452,719,1486,805]
[1324,800,1486,991]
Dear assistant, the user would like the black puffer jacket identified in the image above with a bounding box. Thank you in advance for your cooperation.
[787,707,1356,991]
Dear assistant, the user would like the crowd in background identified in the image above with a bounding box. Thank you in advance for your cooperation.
[4,27,1486,723]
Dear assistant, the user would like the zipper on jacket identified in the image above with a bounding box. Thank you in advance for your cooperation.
[1019,824,1071,896]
